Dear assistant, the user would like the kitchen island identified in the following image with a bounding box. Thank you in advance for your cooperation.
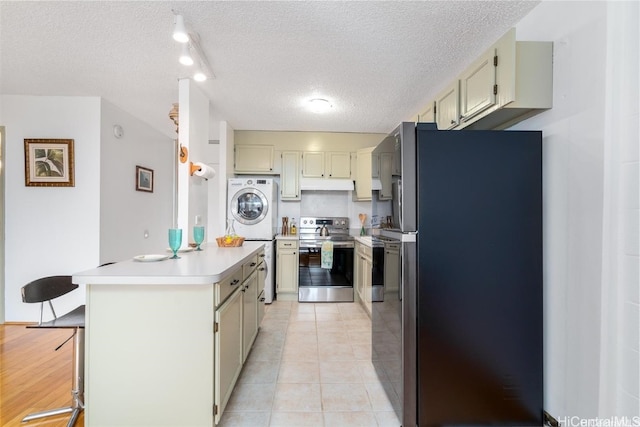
[72,241,265,426]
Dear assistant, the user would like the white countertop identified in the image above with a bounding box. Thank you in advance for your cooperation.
[72,241,265,286]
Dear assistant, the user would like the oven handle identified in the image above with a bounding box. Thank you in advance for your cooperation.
[299,243,355,249]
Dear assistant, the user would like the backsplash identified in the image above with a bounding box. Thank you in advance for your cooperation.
[277,190,372,235]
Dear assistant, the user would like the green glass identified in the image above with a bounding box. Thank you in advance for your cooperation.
[193,226,205,251]
[168,228,182,259]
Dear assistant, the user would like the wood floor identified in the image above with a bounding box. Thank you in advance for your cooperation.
[0,324,84,427]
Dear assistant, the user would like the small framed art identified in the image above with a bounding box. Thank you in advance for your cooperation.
[24,139,75,187]
[136,165,154,193]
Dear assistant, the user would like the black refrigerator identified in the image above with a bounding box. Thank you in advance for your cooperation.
[371,122,543,427]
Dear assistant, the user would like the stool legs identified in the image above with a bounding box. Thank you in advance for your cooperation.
[22,328,84,426]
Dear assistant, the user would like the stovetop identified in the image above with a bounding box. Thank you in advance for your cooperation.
[298,216,353,245]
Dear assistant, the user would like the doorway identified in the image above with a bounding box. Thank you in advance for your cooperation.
[0,126,5,322]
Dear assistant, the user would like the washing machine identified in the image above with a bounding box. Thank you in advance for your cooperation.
[227,178,278,239]
[228,178,278,303]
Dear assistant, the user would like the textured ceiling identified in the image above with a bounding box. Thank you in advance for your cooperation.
[0,1,539,137]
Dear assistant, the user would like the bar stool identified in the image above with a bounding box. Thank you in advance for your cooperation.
[21,275,85,427]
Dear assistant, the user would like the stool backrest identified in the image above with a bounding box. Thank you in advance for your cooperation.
[21,276,78,325]
[22,276,77,303]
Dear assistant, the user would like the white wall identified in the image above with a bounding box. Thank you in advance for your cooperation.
[99,100,173,263]
[1,95,101,321]
[510,1,639,419]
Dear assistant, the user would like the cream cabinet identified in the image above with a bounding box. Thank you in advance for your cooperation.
[414,28,552,131]
[355,241,373,316]
[276,240,298,299]
[280,151,300,200]
[241,270,259,362]
[354,147,374,201]
[435,81,460,130]
[378,153,393,201]
[214,285,243,424]
[257,258,267,326]
[326,152,351,178]
[459,49,497,124]
[234,145,274,174]
[302,151,351,179]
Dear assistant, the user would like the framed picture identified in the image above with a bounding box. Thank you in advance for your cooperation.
[136,165,154,193]
[24,139,75,187]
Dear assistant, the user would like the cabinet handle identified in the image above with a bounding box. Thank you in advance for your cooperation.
[250,262,257,267]
[231,279,240,286]
[450,119,456,124]
[259,254,266,258]
[259,267,266,271]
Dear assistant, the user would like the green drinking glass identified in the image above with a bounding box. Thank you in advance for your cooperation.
[193,226,205,251]
[168,228,182,259]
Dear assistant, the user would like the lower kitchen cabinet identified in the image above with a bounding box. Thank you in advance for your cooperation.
[276,239,298,299]
[241,270,259,362]
[215,286,243,424]
[355,241,373,316]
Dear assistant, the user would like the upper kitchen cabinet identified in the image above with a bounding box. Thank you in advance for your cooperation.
[234,145,275,174]
[435,81,460,130]
[302,151,351,179]
[281,151,300,200]
[459,48,497,124]
[418,102,435,123]
[378,153,393,200]
[354,147,374,201]
[417,28,552,130]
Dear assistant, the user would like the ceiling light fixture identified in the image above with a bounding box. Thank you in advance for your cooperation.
[308,98,332,113]
[172,12,215,83]
[179,44,194,66]
[172,15,189,43]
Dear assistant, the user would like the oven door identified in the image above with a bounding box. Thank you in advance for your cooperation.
[298,243,354,302]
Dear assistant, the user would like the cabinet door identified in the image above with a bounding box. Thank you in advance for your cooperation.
[354,148,373,201]
[418,101,435,123]
[363,255,373,316]
[215,288,243,424]
[281,151,300,200]
[435,82,460,130]
[302,152,325,178]
[234,145,274,173]
[257,261,267,326]
[384,246,400,293]
[460,49,497,123]
[378,153,393,200]
[277,246,298,294]
[242,270,259,362]
[326,152,351,178]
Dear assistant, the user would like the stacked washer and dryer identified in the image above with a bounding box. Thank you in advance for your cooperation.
[227,178,278,304]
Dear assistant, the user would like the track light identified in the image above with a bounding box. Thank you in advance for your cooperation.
[193,67,207,82]
[172,15,189,43]
[179,44,194,66]
[172,12,214,82]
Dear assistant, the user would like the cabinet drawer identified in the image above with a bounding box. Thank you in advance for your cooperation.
[357,243,372,258]
[384,243,400,252]
[277,240,298,249]
[242,255,259,280]
[216,268,243,307]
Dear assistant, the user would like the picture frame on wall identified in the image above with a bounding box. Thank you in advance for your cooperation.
[136,165,154,193]
[24,138,75,187]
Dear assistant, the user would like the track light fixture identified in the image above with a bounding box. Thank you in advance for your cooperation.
[179,44,194,66]
[172,12,215,82]
[172,15,189,43]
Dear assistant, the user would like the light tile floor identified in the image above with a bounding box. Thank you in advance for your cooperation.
[219,300,402,427]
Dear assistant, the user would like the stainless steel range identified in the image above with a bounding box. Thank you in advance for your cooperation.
[298,217,355,303]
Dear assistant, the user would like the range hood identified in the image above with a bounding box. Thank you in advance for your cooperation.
[299,178,354,191]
